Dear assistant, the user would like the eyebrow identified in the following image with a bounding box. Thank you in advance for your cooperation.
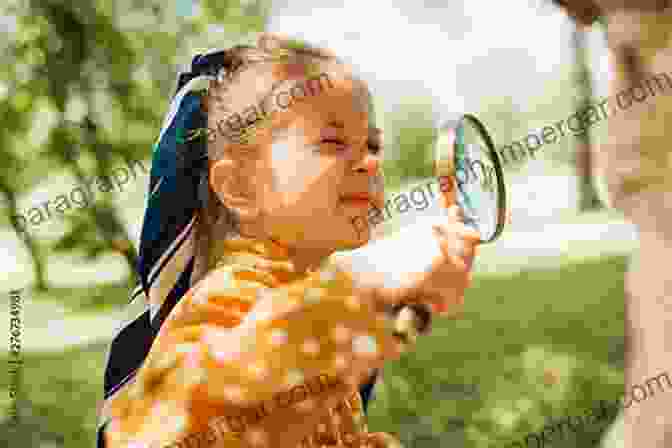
[321,121,382,146]
[324,121,381,134]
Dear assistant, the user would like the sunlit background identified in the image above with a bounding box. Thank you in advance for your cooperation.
[0,1,628,446]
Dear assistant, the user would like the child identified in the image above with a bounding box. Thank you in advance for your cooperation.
[97,34,479,448]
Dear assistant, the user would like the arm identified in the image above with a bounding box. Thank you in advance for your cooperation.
[104,260,402,448]
[549,3,672,446]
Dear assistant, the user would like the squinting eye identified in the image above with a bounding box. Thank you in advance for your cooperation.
[322,138,347,145]
[368,144,382,155]
[321,138,349,151]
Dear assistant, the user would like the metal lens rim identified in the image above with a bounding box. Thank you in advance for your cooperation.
[457,114,506,244]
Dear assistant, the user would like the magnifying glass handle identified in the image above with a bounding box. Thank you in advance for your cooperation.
[391,303,432,345]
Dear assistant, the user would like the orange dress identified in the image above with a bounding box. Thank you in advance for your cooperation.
[101,236,399,448]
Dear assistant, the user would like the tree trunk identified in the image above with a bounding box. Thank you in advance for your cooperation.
[67,114,139,279]
[571,26,603,212]
[0,184,48,291]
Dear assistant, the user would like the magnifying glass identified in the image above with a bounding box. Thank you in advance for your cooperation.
[393,114,507,344]
[435,114,507,243]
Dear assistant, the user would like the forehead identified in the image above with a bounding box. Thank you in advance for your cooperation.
[209,59,375,131]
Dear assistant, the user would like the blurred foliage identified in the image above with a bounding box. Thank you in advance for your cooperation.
[0,0,269,289]
[382,101,438,189]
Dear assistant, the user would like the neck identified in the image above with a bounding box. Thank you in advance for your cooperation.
[283,244,333,273]
[236,221,333,273]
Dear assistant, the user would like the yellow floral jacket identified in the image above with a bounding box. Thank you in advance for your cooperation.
[102,236,399,448]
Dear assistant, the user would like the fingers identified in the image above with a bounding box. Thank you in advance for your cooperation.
[422,213,477,315]
[438,175,457,208]
[444,206,481,237]
[433,222,479,268]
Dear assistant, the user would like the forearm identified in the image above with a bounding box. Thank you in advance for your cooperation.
[333,217,446,301]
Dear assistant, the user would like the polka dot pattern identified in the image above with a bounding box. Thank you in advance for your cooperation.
[352,335,378,357]
[247,361,269,380]
[285,369,305,387]
[301,338,321,356]
[175,343,198,355]
[332,354,349,371]
[221,385,247,404]
[126,442,149,448]
[331,325,352,344]
[103,237,385,448]
[184,349,202,370]
[304,287,325,304]
[217,349,245,366]
[268,328,289,346]
[318,267,337,283]
[344,295,361,311]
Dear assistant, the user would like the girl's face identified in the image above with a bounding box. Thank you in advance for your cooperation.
[209,61,385,255]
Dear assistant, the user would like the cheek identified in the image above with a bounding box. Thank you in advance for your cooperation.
[268,139,322,195]
[268,138,340,207]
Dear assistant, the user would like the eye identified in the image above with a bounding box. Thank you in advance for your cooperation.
[321,138,349,152]
[368,143,382,155]
[322,138,347,146]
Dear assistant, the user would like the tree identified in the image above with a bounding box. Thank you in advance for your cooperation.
[570,18,603,211]
[2,0,269,290]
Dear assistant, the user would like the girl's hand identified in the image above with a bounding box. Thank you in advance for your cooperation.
[384,205,480,315]
[334,205,480,318]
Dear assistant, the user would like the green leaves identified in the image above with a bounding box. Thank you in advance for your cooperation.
[2,0,266,288]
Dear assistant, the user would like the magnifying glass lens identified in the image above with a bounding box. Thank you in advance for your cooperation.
[454,120,500,241]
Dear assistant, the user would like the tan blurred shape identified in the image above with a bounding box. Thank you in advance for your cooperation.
[555,3,672,448]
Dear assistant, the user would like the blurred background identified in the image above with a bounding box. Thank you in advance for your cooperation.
[0,0,628,446]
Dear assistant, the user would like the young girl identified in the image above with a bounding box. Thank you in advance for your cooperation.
[97,34,479,448]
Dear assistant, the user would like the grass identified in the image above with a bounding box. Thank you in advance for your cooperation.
[0,256,626,448]
[29,281,133,312]
[0,342,109,448]
[367,255,626,448]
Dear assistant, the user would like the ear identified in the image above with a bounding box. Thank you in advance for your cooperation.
[209,158,260,220]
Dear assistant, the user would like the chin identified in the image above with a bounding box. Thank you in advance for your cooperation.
[335,230,371,251]
[337,239,369,251]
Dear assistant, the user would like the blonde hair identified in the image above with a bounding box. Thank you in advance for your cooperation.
[191,36,338,285]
